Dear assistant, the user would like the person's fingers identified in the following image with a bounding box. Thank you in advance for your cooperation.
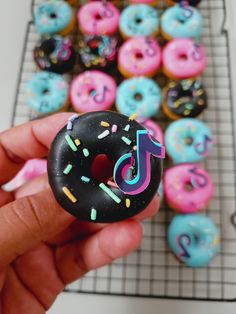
[48,195,159,246]
[0,112,72,185]
[55,220,143,284]
[0,189,75,271]
[0,189,14,207]
[14,174,49,200]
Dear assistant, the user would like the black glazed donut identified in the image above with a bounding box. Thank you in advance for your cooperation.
[34,35,76,74]
[78,35,118,71]
[48,111,163,223]
[168,0,202,6]
[163,79,207,120]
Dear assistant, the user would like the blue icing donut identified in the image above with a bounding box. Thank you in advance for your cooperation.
[165,118,214,164]
[119,4,159,38]
[168,214,220,267]
[116,77,162,119]
[26,71,68,114]
[35,1,73,35]
[161,4,203,39]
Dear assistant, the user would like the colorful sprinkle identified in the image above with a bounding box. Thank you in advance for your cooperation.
[67,114,79,130]
[81,176,90,183]
[124,124,130,132]
[63,164,72,175]
[133,145,137,151]
[83,148,89,157]
[126,198,131,208]
[75,138,81,146]
[100,121,110,127]
[91,208,97,221]
[65,135,78,152]
[62,187,77,203]
[112,124,118,133]
[121,136,132,145]
[128,113,138,121]
[99,183,121,204]
[98,129,110,139]
[107,180,118,189]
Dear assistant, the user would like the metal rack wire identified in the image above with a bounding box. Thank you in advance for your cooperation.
[12,0,236,301]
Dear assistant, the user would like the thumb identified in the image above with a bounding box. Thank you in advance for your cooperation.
[0,189,75,270]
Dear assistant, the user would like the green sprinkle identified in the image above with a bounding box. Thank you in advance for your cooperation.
[121,136,132,145]
[99,183,121,204]
[91,208,97,221]
[83,148,89,157]
[63,164,73,175]
[81,176,90,183]
[65,135,78,152]
[124,124,130,132]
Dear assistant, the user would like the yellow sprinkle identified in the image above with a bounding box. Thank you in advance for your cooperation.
[126,198,131,208]
[75,138,81,146]
[100,121,110,127]
[128,113,138,121]
[62,187,77,203]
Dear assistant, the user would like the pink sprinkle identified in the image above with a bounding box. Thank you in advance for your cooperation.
[112,125,117,133]
[107,180,118,189]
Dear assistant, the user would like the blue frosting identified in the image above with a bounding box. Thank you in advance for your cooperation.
[26,71,68,114]
[165,118,213,164]
[116,77,162,118]
[35,1,73,35]
[168,215,220,268]
[119,4,159,37]
[161,4,203,38]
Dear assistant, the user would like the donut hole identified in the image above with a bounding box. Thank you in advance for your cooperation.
[89,88,97,97]
[184,136,194,146]
[95,13,103,20]
[179,53,188,61]
[135,52,144,60]
[42,88,50,95]
[135,17,143,24]
[184,181,194,192]
[134,92,143,101]
[50,13,57,19]
[91,154,116,183]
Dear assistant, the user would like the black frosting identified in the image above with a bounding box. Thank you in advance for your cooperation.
[48,111,162,223]
[34,35,76,74]
[78,35,118,71]
[172,0,201,6]
[164,79,207,118]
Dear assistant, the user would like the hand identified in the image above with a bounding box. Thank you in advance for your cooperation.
[0,113,159,314]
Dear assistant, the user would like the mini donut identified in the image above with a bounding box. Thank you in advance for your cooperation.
[34,35,76,74]
[26,71,69,115]
[167,0,202,7]
[78,1,120,36]
[116,77,162,119]
[164,164,214,213]
[34,1,76,36]
[78,35,118,71]
[141,119,164,144]
[119,4,159,39]
[3,159,47,192]
[163,79,207,120]
[70,70,117,113]
[168,214,220,267]
[162,39,207,80]
[118,37,161,77]
[165,118,214,164]
[48,111,165,222]
[161,4,203,40]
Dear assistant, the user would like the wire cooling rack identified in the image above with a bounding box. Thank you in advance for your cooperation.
[12,0,236,302]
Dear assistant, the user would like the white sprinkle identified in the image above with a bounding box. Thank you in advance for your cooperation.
[98,130,110,139]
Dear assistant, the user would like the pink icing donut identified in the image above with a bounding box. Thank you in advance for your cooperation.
[163,39,207,79]
[78,1,120,35]
[70,70,117,113]
[3,159,47,192]
[164,163,214,213]
[140,119,164,144]
[118,37,162,77]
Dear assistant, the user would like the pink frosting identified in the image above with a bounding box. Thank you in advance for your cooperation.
[163,39,207,79]
[78,1,120,35]
[164,164,214,213]
[3,159,47,191]
[70,70,117,112]
[141,119,164,144]
[118,37,161,77]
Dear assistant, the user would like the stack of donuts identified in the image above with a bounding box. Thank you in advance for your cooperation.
[23,0,220,268]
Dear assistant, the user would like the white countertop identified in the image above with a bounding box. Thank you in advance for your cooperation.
[0,1,236,313]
